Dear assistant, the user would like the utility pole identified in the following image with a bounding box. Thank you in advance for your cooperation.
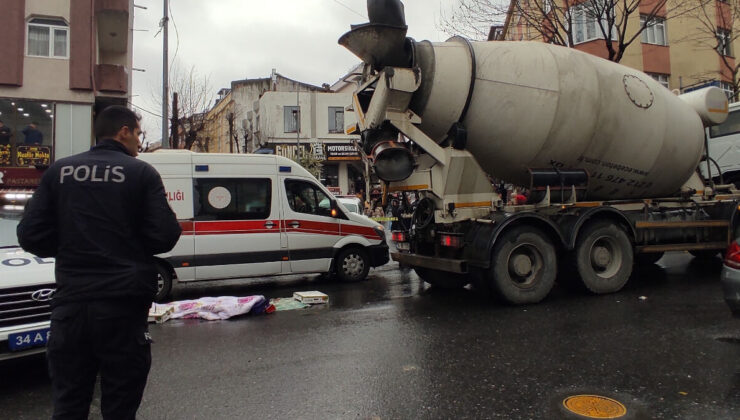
[170,92,179,149]
[161,0,169,148]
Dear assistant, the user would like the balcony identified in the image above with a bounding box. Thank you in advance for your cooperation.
[96,0,129,53]
[95,64,128,93]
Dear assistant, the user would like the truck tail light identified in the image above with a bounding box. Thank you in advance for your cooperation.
[392,231,407,242]
[725,241,740,269]
[440,234,463,248]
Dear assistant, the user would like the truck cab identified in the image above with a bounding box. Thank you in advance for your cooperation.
[703,101,740,186]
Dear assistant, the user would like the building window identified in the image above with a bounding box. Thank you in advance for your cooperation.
[0,99,54,168]
[328,107,344,134]
[647,73,669,89]
[717,29,733,57]
[571,0,616,45]
[720,81,736,101]
[640,15,667,46]
[27,18,68,58]
[284,106,299,133]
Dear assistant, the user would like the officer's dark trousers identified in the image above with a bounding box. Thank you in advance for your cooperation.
[47,301,151,420]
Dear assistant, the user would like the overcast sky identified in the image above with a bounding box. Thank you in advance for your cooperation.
[130,0,458,141]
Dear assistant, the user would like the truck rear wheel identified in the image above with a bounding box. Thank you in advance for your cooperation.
[573,221,633,294]
[414,268,469,289]
[489,226,557,304]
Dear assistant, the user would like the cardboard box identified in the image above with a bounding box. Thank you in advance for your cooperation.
[293,291,329,304]
[148,303,174,323]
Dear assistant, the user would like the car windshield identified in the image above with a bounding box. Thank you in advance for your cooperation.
[343,202,358,213]
[0,208,22,248]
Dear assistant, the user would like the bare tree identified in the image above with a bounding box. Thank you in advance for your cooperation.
[439,0,674,63]
[686,0,740,101]
[150,61,213,149]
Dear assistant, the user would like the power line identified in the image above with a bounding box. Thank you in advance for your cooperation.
[129,101,162,118]
[169,0,180,70]
[333,0,366,19]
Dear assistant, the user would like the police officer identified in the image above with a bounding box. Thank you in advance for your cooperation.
[17,105,182,420]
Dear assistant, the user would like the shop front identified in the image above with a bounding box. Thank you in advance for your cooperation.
[0,99,54,169]
[264,141,365,196]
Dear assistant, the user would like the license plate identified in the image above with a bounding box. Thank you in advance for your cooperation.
[8,327,50,352]
[396,242,410,250]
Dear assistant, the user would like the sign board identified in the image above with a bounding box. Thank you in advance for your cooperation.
[312,142,325,161]
[0,167,44,188]
[326,143,360,161]
[0,145,10,166]
[267,142,361,162]
[272,144,311,160]
[16,146,52,166]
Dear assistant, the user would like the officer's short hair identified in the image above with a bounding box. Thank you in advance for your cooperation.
[95,106,141,139]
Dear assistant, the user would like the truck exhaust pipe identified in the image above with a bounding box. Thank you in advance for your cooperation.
[338,0,413,70]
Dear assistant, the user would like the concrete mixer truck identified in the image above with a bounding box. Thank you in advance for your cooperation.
[338,0,740,304]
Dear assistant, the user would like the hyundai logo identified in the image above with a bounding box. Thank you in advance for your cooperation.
[31,288,55,302]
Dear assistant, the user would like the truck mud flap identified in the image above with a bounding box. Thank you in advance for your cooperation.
[390,252,467,274]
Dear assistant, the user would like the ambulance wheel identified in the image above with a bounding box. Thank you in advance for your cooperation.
[490,226,557,304]
[154,263,173,303]
[336,248,370,282]
[414,267,469,289]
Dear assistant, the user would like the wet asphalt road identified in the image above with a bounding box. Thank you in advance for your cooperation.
[1,252,739,420]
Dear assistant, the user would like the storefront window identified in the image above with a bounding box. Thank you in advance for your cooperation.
[322,164,338,188]
[0,99,54,167]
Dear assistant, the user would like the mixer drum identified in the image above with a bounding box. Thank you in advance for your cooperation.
[409,41,705,200]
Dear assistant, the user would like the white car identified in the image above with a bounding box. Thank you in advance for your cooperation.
[337,196,363,215]
[0,207,55,361]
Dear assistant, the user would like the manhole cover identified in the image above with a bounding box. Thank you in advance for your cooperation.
[562,394,627,418]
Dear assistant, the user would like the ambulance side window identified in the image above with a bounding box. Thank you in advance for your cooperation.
[194,178,272,220]
[285,179,332,217]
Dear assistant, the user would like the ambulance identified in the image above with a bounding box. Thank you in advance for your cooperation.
[139,151,389,301]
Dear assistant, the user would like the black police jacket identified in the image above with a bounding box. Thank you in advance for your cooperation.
[17,139,182,305]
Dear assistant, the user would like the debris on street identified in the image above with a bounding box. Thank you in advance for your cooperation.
[150,295,274,322]
[270,298,310,311]
[293,290,329,304]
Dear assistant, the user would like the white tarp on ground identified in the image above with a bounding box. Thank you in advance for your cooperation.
[162,295,269,321]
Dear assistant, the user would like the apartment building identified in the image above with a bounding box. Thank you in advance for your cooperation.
[502,0,738,98]
[204,70,327,154]
[204,70,364,195]
[0,0,133,189]
[251,90,363,195]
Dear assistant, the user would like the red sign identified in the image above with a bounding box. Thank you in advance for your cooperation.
[0,167,44,188]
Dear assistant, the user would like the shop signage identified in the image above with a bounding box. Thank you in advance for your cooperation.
[0,145,10,166]
[311,142,325,161]
[269,142,361,162]
[16,146,51,166]
[326,143,360,161]
[0,167,44,188]
[273,144,311,160]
